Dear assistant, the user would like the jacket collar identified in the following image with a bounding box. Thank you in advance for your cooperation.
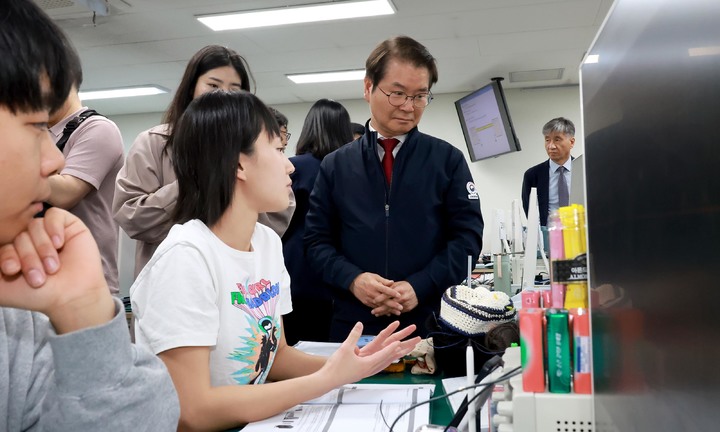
[361,120,419,150]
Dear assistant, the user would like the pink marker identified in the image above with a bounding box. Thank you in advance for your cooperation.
[548,211,565,308]
[519,308,545,392]
[541,290,552,308]
[522,290,540,308]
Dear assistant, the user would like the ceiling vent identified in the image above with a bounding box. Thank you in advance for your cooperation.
[509,68,564,83]
[36,0,130,19]
[36,0,76,9]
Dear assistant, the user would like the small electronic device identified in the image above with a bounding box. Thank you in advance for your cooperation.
[357,335,375,348]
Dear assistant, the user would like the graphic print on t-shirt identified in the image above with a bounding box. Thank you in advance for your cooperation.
[228,278,281,385]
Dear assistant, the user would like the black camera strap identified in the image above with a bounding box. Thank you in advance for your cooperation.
[56,109,104,153]
[37,109,105,217]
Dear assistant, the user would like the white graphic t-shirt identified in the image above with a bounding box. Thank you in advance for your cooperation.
[131,219,292,386]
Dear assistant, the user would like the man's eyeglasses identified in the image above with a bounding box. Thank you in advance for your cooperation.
[284,131,291,140]
[377,87,433,108]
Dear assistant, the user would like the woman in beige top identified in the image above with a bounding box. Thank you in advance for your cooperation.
[114,45,295,276]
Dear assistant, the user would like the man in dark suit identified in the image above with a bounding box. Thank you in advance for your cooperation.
[521,117,575,226]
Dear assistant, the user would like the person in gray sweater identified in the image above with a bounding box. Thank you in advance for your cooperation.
[0,1,179,430]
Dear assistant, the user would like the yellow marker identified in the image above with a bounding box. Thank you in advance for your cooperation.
[559,205,588,308]
[576,204,587,254]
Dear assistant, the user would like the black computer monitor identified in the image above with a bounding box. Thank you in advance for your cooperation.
[455,78,521,162]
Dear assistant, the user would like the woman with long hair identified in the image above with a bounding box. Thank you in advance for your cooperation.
[281,99,354,344]
[113,45,295,277]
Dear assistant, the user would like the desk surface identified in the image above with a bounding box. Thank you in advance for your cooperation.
[360,370,454,426]
[233,370,454,431]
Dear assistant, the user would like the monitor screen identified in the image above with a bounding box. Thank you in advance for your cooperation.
[455,80,521,162]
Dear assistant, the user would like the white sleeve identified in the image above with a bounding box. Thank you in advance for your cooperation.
[131,244,220,355]
[279,265,293,316]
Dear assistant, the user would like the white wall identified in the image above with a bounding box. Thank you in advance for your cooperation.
[112,112,164,151]
[108,85,582,296]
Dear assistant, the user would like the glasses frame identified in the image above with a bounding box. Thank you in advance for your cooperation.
[376,86,434,108]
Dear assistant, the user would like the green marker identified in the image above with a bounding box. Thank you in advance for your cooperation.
[546,309,571,393]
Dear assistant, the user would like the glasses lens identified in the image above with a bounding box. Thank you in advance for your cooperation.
[413,94,431,108]
[387,92,407,107]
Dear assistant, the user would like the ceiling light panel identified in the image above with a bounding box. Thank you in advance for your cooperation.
[197,0,395,31]
[287,69,366,84]
[79,85,168,101]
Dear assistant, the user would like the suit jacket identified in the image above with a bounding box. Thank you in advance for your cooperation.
[521,160,550,226]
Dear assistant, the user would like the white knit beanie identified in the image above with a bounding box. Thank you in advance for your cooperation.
[439,285,517,336]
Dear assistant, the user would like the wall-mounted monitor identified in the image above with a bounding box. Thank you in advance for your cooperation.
[455,78,521,162]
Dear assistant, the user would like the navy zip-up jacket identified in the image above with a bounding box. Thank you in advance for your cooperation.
[304,125,484,340]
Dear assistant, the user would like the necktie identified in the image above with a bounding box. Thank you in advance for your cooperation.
[557,166,569,207]
[379,138,400,184]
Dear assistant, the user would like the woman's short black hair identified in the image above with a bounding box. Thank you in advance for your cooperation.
[269,107,288,128]
[0,0,73,114]
[350,122,366,137]
[295,99,353,160]
[172,91,280,227]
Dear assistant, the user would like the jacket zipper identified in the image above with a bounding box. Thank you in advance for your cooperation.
[374,133,393,279]
[384,202,390,278]
[377,136,392,279]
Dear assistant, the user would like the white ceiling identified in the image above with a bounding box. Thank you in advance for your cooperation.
[41,0,614,116]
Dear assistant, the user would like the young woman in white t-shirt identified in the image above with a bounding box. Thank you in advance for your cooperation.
[130,90,420,430]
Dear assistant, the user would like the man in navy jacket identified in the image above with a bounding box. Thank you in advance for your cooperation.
[304,36,484,341]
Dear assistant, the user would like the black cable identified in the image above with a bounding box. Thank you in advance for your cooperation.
[445,382,496,432]
[443,366,522,432]
[379,399,391,429]
[446,354,504,428]
[386,366,522,432]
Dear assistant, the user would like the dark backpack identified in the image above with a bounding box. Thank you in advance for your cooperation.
[36,109,106,217]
